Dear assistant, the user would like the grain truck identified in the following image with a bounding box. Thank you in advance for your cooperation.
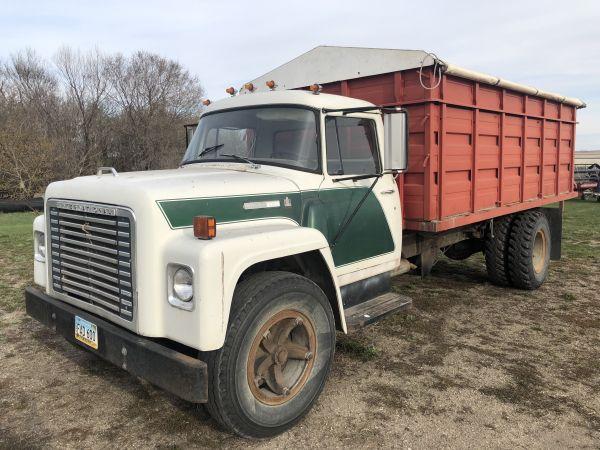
[25,47,585,438]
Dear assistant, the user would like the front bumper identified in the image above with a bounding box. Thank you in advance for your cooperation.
[25,287,208,403]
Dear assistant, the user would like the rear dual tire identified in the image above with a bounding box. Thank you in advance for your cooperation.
[484,215,514,286]
[484,210,551,290]
[507,211,551,290]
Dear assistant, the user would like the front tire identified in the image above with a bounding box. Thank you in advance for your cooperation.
[204,271,336,438]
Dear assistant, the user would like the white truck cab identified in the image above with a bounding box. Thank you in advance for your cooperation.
[27,90,412,438]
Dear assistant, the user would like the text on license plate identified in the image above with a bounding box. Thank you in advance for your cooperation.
[74,316,98,349]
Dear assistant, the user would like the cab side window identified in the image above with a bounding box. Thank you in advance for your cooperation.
[325,117,380,175]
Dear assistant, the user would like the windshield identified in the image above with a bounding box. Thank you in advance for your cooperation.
[182,107,320,172]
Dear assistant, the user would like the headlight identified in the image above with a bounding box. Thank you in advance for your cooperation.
[168,264,194,310]
[34,231,46,262]
[173,268,193,302]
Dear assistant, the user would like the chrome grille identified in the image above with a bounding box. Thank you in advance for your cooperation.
[47,200,135,322]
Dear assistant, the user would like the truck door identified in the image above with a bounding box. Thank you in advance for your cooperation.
[316,113,402,283]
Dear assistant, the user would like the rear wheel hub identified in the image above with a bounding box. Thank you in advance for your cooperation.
[532,229,548,274]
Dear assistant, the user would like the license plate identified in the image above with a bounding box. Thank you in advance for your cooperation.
[74,316,98,350]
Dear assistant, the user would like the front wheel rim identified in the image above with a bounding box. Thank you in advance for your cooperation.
[247,309,317,406]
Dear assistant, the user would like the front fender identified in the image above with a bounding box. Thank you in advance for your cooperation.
[207,224,344,350]
[165,223,342,351]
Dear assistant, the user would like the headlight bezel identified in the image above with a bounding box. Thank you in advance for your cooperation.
[167,263,195,311]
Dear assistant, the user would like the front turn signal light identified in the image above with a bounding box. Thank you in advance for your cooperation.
[193,216,216,239]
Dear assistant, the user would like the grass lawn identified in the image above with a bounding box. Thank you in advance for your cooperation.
[0,211,38,314]
[562,198,600,258]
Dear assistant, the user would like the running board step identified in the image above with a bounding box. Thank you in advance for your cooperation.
[344,292,413,332]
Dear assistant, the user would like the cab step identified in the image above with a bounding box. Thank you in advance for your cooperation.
[344,292,413,332]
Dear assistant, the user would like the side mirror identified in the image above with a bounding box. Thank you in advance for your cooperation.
[383,109,409,172]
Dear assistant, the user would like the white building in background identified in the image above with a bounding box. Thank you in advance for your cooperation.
[575,150,600,165]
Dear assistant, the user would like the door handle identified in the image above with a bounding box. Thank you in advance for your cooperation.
[380,189,395,195]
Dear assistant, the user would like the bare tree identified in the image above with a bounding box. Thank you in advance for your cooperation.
[0,112,54,199]
[105,51,203,170]
[1,50,59,126]
[0,50,60,198]
[54,47,109,175]
[0,47,205,199]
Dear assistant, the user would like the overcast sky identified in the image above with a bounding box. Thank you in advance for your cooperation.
[2,0,599,149]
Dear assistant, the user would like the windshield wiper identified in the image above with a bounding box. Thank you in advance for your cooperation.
[181,149,260,167]
[221,153,260,168]
[181,144,226,166]
[197,143,224,158]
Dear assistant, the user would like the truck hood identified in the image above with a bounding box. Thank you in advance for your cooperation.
[45,165,301,208]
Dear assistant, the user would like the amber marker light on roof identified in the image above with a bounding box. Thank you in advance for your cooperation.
[309,83,322,94]
[193,216,216,240]
[266,80,276,90]
[225,87,237,96]
[202,99,211,106]
[244,82,255,92]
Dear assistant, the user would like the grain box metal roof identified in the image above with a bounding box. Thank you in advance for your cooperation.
[247,46,585,108]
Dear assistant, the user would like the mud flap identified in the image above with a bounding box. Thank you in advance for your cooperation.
[541,205,563,260]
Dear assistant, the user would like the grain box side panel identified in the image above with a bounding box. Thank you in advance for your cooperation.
[320,82,342,96]
[502,114,525,205]
[402,67,439,103]
[427,103,441,220]
[443,75,474,106]
[302,67,578,233]
[524,117,543,200]
[346,73,397,105]
[543,120,559,197]
[558,121,574,193]
[440,105,474,218]
[475,110,501,210]
[401,104,429,221]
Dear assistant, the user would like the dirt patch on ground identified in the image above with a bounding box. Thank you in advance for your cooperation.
[1,254,599,448]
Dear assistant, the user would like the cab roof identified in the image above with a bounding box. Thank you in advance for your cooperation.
[202,90,375,116]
